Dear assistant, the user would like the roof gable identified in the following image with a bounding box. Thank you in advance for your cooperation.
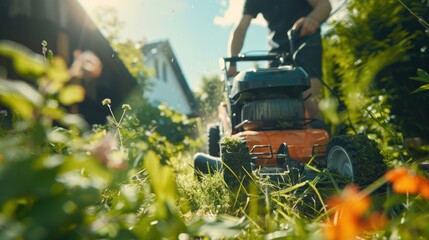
[142,40,196,115]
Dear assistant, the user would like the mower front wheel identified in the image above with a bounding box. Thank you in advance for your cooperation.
[207,123,220,157]
[326,134,386,187]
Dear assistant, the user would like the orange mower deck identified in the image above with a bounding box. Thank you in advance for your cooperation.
[234,129,329,168]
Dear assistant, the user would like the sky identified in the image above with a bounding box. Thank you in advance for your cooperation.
[77,0,269,91]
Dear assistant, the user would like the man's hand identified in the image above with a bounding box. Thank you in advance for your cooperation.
[227,65,238,77]
[292,16,320,37]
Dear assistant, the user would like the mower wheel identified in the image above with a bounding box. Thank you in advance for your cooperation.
[207,123,220,157]
[326,134,386,187]
[220,137,252,189]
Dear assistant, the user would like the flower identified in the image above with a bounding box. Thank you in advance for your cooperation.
[324,185,369,240]
[122,104,131,110]
[68,50,103,79]
[41,40,47,55]
[323,184,387,240]
[102,98,111,106]
[84,133,127,170]
[385,167,429,199]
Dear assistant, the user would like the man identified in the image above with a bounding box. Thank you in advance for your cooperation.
[227,0,332,121]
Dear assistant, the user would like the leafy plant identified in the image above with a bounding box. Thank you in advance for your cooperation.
[411,68,429,93]
[322,0,429,163]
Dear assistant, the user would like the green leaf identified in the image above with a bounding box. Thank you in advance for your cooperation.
[144,151,177,205]
[42,105,66,120]
[59,113,89,131]
[319,97,340,124]
[187,216,245,239]
[0,40,46,79]
[411,84,429,94]
[0,79,43,119]
[0,94,34,120]
[410,68,429,84]
[47,50,54,62]
[59,154,112,189]
[47,57,70,84]
[58,84,85,106]
[39,57,71,94]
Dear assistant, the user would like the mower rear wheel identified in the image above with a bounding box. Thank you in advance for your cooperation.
[207,123,220,157]
[326,134,386,187]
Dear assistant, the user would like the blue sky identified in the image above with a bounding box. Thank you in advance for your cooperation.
[77,0,269,91]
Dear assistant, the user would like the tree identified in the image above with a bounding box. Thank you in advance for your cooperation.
[93,7,150,94]
[323,0,429,147]
[194,75,225,124]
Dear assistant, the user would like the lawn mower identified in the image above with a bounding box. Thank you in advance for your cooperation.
[194,29,386,187]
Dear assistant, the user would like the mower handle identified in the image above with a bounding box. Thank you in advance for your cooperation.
[223,53,284,62]
[219,28,300,70]
[219,52,290,70]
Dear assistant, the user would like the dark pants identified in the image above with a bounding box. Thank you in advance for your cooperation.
[193,153,222,175]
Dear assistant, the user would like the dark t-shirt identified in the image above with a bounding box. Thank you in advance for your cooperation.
[243,0,317,51]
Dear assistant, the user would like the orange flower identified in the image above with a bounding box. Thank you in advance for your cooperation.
[327,185,370,217]
[323,185,387,240]
[419,181,429,199]
[384,167,408,181]
[363,212,389,232]
[385,167,429,199]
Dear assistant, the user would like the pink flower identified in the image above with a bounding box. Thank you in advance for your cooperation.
[86,133,127,170]
[69,50,103,79]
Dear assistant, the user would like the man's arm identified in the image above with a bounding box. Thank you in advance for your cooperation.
[228,14,253,57]
[293,0,332,37]
[307,0,332,24]
[227,15,253,76]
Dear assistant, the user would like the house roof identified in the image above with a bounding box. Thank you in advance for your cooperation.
[68,0,137,101]
[142,40,196,115]
[0,0,138,124]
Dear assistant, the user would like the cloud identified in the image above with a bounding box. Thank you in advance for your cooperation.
[213,0,267,27]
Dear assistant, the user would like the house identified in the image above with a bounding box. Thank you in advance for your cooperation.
[0,0,137,125]
[142,40,196,116]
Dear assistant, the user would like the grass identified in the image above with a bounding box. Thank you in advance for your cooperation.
[1,39,429,240]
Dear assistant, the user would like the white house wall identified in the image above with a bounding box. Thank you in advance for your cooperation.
[145,54,193,115]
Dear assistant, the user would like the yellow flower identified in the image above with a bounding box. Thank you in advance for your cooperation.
[122,104,131,110]
[102,98,111,106]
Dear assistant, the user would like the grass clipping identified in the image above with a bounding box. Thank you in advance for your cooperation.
[220,137,252,189]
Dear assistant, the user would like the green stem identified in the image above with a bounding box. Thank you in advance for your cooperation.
[398,0,429,29]
[107,105,118,124]
[307,181,328,214]
[360,176,388,197]
[118,109,127,125]
[117,127,123,149]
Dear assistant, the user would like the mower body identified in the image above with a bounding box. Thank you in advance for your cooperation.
[194,53,386,186]
[218,63,329,174]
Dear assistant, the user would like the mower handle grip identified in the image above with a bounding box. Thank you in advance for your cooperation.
[219,52,289,70]
[223,54,279,62]
[219,28,300,70]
